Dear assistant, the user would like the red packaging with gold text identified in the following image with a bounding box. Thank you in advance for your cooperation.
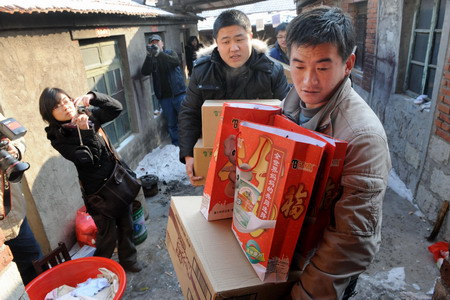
[201,103,281,221]
[272,115,348,260]
[231,121,326,282]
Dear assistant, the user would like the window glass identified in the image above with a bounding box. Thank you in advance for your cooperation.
[430,33,441,65]
[424,67,436,97]
[408,64,424,94]
[416,0,433,29]
[412,33,429,62]
[94,75,107,94]
[436,0,446,29]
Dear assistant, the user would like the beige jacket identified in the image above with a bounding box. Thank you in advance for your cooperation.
[0,112,27,241]
[283,78,392,299]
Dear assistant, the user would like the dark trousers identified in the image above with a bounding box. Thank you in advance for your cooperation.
[91,206,137,267]
[5,217,43,285]
[342,276,358,300]
[159,93,184,146]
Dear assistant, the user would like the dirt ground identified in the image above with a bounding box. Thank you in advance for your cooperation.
[121,180,441,300]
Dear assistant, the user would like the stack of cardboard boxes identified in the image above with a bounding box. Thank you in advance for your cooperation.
[168,100,347,299]
[193,100,281,187]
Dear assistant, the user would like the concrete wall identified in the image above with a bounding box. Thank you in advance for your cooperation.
[0,17,193,252]
[365,0,450,239]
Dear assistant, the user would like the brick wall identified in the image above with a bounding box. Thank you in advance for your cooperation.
[300,0,378,93]
[435,53,450,143]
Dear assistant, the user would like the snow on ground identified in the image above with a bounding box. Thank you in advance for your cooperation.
[387,169,425,218]
[134,144,190,185]
[388,169,413,203]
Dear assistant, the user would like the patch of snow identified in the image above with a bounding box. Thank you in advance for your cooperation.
[134,144,190,185]
[388,169,413,203]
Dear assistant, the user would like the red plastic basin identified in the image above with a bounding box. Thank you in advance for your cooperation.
[25,257,126,299]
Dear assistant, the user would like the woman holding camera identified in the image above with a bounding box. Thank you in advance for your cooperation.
[39,88,141,273]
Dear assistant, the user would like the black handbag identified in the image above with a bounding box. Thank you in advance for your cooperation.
[79,127,141,219]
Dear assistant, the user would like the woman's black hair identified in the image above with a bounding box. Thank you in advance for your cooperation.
[275,23,288,36]
[39,87,71,127]
[188,36,199,45]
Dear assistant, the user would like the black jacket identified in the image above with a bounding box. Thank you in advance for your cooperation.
[141,49,186,99]
[45,92,122,195]
[178,41,290,162]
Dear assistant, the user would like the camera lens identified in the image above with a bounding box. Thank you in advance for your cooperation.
[0,149,30,183]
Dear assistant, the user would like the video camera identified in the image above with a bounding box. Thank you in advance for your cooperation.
[0,118,30,182]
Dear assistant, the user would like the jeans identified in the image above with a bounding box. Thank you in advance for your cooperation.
[159,93,184,146]
[5,217,43,285]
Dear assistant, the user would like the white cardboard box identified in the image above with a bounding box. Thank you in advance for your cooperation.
[165,196,300,299]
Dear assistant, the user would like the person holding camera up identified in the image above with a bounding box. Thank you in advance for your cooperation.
[141,34,186,146]
[0,112,43,285]
[39,89,142,273]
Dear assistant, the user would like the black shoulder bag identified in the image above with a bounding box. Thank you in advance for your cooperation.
[79,126,141,219]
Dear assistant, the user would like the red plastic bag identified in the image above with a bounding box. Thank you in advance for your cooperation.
[75,206,97,247]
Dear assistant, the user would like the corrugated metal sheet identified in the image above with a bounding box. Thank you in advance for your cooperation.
[0,0,173,16]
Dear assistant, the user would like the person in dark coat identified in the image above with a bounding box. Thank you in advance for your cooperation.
[142,34,186,146]
[185,36,203,77]
[39,88,141,273]
[178,9,290,185]
[269,22,290,65]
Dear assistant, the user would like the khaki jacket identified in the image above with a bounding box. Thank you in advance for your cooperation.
[283,78,392,299]
[0,112,27,241]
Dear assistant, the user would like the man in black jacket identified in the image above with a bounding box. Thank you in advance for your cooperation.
[178,9,290,185]
[142,34,186,146]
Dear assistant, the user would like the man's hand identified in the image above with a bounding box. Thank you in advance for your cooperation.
[185,156,203,185]
[146,44,160,57]
[5,140,19,159]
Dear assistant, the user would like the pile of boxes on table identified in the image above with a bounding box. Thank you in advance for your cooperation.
[166,100,347,299]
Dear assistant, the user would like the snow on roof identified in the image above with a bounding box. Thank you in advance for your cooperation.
[0,0,173,16]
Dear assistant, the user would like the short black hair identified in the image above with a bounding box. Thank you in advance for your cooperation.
[275,23,288,36]
[213,9,251,39]
[286,6,355,62]
[39,87,71,127]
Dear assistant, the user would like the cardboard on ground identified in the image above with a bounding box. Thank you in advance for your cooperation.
[166,196,300,299]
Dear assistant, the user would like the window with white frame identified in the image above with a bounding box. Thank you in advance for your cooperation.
[406,0,446,99]
[80,39,131,147]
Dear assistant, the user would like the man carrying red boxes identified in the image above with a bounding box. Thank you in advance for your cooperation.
[178,9,290,184]
[282,6,391,300]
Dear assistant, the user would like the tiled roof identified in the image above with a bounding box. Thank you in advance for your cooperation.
[0,0,173,16]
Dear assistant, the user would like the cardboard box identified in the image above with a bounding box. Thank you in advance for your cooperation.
[202,103,282,221]
[166,196,300,299]
[201,99,281,148]
[193,139,213,186]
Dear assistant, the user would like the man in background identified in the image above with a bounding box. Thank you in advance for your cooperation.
[142,34,186,146]
[178,9,290,185]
